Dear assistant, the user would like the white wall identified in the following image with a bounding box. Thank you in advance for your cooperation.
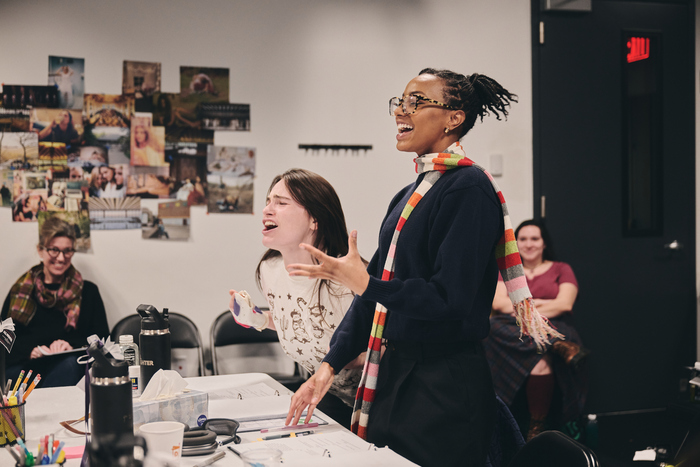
[0,0,534,365]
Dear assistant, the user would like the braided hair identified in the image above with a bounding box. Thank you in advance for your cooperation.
[419,68,518,138]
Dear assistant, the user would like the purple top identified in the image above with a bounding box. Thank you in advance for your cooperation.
[501,261,578,301]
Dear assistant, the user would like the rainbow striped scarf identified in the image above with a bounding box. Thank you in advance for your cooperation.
[350,141,562,439]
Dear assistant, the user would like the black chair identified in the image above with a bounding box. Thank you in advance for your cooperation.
[110,312,205,377]
[508,430,599,467]
[209,310,308,391]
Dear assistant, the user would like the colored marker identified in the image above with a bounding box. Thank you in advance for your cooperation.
[50,441,65,464]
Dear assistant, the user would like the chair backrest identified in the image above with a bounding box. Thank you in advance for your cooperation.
[209,310,297,379]
[508,430,599,467]
[110,312,205,377]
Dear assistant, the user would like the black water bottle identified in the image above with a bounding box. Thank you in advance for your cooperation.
[138,304,171,391]
[88,340,135,461]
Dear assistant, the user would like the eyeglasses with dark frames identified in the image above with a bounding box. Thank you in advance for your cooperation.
[43,247,76,258]
[389,95,456,116]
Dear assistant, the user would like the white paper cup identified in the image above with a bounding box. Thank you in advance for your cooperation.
[139,421,185,466]
[241,448,282,467]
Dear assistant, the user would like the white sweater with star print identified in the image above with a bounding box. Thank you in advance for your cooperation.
[260,256,361,406]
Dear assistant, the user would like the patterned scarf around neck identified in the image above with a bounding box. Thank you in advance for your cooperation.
[8,263,83,329]
[350,141,563,439]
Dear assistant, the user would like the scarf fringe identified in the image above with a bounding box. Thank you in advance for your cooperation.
[513,298,564,352]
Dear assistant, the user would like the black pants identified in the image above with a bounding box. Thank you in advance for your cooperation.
[367,340,496,467]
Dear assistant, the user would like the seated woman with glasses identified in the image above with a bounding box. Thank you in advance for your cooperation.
[1,217,109,387]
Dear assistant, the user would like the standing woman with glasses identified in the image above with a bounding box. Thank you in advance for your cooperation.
[285,69,560,467]
[2,217,109,387]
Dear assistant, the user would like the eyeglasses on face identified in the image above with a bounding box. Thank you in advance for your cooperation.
[43,246,76,258]
[389,95,456,116]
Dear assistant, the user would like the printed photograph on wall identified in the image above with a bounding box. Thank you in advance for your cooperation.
[45,178,89,212]
[122,61,161,97]
[200,103,250,131]
[0,108,31,133]
[180,66,229,102]
[81,126,130,166]
[141,200,190,241]
[83,94,134,127]
[164,142,208,205]
[89,196,141,230]
[12,170,48,222]
[31,108,83,152]
[0,169,13,207]
[206,146,255,214]
[48,56,85,110]
[38,210,91,253]
[2,85,59,109]
[127,166,170,198]
[131,114,167,167]
[1,132,39,170]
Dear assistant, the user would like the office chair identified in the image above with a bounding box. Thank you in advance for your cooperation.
[507,430,599,467]
[209,310,308,391]
[110,311,205,377]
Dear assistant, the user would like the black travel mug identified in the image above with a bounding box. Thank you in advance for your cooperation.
[88,340,134,450]
[137,304,171,391]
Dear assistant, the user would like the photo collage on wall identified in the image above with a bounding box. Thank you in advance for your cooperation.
[1,55,254,245]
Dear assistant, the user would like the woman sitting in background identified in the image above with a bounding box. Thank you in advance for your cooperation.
[2,217,109,387]
[485,219,588,440]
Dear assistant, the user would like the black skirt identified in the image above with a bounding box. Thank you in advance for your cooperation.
[367,340,496,467]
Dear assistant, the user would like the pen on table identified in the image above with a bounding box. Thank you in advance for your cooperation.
[258,432,297,441]
[192,450,225,467]
[227,445,242,458]
[22,374,41,402]
[260,422,319,433]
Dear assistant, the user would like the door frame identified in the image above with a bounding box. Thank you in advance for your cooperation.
[531,0,699,362]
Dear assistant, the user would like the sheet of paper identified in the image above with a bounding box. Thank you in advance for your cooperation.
[237,430,369,457]
[206,382,281,401]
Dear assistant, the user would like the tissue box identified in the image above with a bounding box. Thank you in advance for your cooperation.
[132,389,208,429]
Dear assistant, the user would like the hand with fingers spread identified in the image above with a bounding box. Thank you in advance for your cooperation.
[287,230,370,295]
[286,362,335,426]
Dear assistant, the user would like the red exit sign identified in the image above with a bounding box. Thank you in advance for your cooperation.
[627,37,650,63]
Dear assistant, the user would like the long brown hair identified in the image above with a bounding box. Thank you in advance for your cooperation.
[255,169,350,299]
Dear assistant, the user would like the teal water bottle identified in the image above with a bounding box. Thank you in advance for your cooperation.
[585,414,599,450]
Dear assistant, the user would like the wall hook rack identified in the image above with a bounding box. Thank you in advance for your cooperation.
[298,144,372,155]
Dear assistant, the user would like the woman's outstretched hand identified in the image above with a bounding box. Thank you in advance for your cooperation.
[286,362,335,426]
[287,230,369,295]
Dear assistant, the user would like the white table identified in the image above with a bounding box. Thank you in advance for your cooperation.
[1,373,415,466]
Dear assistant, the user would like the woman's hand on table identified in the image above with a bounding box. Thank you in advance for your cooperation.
[287,230,369,295]
[286,362,335,425]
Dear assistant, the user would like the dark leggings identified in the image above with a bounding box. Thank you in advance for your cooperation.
[6,354,85,388]
[367,340,496,467]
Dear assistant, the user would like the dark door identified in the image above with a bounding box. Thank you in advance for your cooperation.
[532,0,695,413]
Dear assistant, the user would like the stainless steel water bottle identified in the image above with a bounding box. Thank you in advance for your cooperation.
[88,340,135,464]
[137,304,171,391]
